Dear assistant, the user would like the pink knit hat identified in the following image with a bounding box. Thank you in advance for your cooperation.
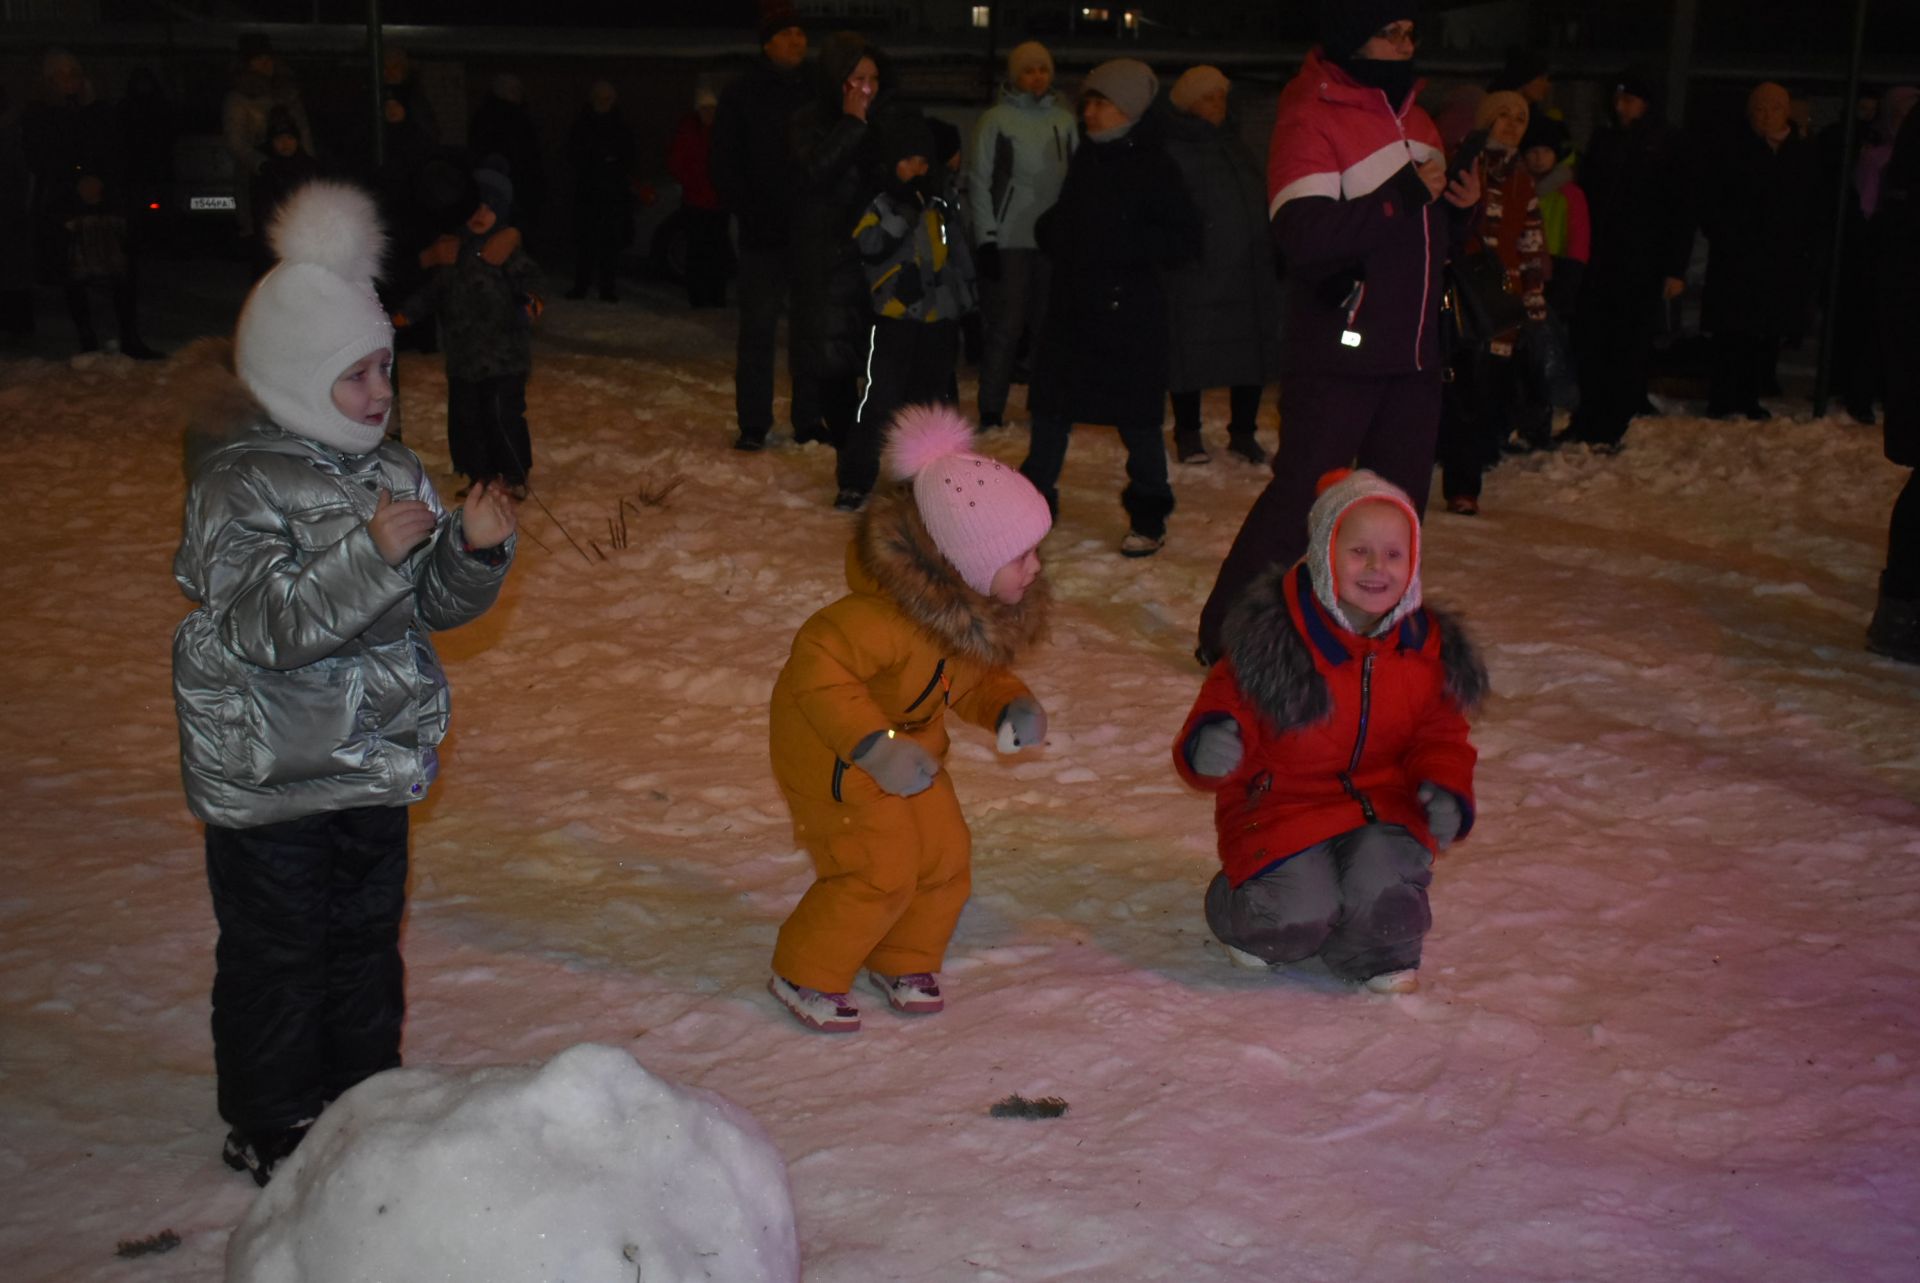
[884,404,1053,596]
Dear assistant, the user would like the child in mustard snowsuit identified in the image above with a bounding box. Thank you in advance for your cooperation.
[767,403,1053,1032]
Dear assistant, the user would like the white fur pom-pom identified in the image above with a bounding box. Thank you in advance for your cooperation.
[884,403,978,482]
[267,181,388,285]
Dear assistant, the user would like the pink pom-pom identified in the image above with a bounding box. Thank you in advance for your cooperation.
[884,403,978,482]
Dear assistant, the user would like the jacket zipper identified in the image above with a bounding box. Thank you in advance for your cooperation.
[1336,652,1380,824]
[904,658,947,713]
[1388,92,1432,372]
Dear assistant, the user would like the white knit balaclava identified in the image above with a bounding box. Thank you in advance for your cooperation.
[1303,468,1424,636]
[235,181,394,454]
[884,403,1053,597]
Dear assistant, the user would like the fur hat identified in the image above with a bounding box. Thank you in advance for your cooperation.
[1082,59,1158,122]
[884,405,1052,597]
[235,181,393,455]
[1170,65,1231,113]
[1007,41,1053,83]
[1303,469,1423,636]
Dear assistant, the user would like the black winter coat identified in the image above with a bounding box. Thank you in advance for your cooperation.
[710,57,811,251]
[1878,112,1920,466]
[567,106,636,207]
[1028,121,1201,427]
[1579,117,1694,295]
[1160,110,1282,392]
[469,97,547,222]
[788,37,894,382]
[1701,130,1816,339]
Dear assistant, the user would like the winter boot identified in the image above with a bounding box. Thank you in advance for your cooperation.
[1225,432,1267,466]
[1867,575,1920,665]
[769,974,861,1033]
[221,1119,313,1187]
[1221,942,1271,970]
[868,970,944,1014]
[1362,969,1420,995]
[1174,431,1210,465]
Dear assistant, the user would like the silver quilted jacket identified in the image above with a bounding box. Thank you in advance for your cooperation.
[173,399,513,829]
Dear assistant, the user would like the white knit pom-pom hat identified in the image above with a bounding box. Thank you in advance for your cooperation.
[235,180,394,454]
[884,403,1053,596]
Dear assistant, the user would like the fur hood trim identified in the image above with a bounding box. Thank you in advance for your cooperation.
[853,486,1049,668]
[1225,563,1488,733]
[168,337,271,482]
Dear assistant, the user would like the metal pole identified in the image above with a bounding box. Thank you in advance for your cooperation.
[1665,0,1698,127]
[1814,0,1872,418]
[368,0,386,168]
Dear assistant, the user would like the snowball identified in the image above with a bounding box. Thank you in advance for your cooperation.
[226,1043,799,1283]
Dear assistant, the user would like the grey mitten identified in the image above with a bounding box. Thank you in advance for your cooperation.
[996,696,1048,753]
[1418,782,1462,850]
[852,731,939,797]
[1187,719,1244,777]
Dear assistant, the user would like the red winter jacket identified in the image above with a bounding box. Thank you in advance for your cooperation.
[668,111,721,212]
[1174,563,1485,887]
[1267,49,1459,378]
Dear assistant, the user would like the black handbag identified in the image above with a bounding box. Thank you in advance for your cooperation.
[1444,253,1527,350]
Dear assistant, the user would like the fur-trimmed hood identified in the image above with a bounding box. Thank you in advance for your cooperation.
[1225,562,1488,734]
[852,485,1049,669]
[169,337,269,482]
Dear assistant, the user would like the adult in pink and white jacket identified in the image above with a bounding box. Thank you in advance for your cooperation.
[1195,0,1481,665]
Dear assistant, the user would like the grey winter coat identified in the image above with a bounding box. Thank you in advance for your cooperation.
[171,345,513,828]
[966,84,1076,251]
[1161,110,1283,392]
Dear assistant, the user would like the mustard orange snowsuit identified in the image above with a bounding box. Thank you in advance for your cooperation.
[769,489,1047,992]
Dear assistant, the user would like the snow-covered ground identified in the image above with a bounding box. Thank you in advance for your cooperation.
[3,286,1918,1281]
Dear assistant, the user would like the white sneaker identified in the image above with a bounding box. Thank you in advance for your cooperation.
[1363,969,1420,994]
[1119,530,1165,558]
[1222,943,1271,970]
[868,969,944,1014]
[769,975,861,1032]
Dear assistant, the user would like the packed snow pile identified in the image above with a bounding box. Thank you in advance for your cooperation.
[225,1043,799,1283]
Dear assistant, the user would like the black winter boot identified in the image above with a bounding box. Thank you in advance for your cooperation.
[1867,575,1920,665]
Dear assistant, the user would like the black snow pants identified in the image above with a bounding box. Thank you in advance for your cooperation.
[204,805,409,1135]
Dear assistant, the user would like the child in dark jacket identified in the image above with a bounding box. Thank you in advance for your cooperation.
[832,112,976,511]
[1174,469,1487,993]
[398,162,542,494]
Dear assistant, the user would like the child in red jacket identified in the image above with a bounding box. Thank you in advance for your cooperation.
[1174,469,1487,993]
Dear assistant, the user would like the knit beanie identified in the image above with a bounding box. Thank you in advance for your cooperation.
[1520,113,1570,159]
[758,4,802,44]
[1489,45,1549,93]
[884,404,1053,597]
[1082,59,1158,122]
[473,161,513,224]
[1007,40,1053,82]
[1319,0,1416,61]
[1170,65,1231,113]
[1303,469,1423,636]
[235,181,393,455]
[1474,89,1530,133]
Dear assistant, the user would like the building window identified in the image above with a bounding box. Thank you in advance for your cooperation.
[972,4,990,27]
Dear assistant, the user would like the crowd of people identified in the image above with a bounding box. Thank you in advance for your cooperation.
[0,0,1914,1191]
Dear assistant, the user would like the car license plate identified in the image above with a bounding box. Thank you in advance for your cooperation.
[190,195,236,211]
